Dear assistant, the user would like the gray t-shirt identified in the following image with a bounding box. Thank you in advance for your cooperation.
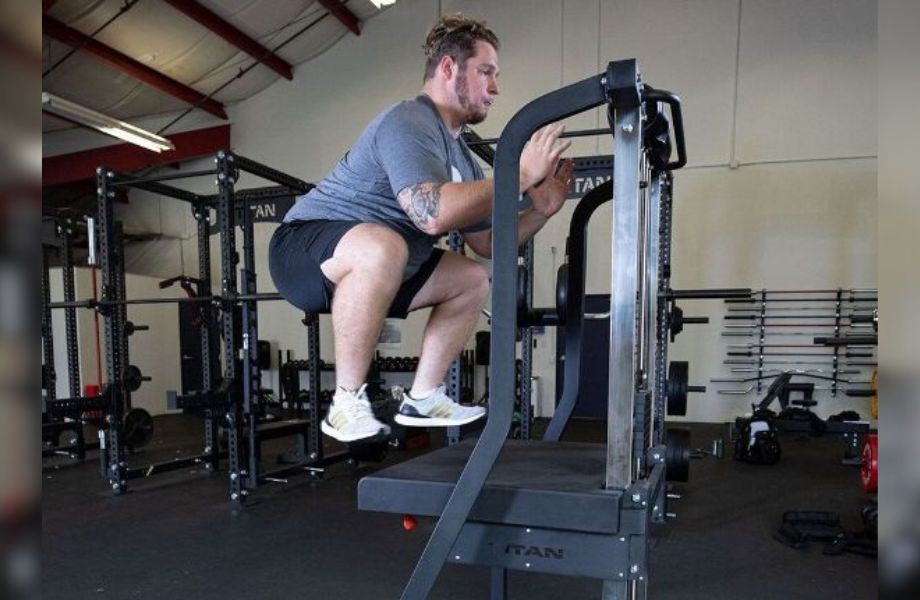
[284,94,487,278]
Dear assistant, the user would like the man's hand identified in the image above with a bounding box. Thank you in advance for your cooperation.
[528,158,574,219]
[519,123,571,192]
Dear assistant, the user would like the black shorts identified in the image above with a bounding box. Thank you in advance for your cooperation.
[268,220,444,319]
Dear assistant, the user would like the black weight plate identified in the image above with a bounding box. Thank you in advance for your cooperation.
[517,265,529,311]
[669,305,684,341]
[124,408,154,448]
[555,263,568,317]
[667,361,689,416]
[666,427,691,482]
[125,365,144,392]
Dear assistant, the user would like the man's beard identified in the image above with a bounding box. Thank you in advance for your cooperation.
[456,72,488,125]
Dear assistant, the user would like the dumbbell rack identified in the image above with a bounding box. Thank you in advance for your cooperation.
[713,288,878,398]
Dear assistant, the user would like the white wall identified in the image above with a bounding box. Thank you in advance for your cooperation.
[119,272,184,415]
[48,267,78,400]
[113,0,877,423]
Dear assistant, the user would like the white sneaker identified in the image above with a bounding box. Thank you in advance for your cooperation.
[394,384,486,427]
[320,384,391,442]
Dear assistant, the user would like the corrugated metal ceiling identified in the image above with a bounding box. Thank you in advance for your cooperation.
[42,0,382,138]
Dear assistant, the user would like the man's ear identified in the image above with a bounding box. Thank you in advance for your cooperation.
[438,54,456,80]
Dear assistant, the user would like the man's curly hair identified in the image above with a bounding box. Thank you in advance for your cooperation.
[423,13,500,81]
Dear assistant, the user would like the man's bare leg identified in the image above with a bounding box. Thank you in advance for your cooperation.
[320,223,408,391]
[391,251,489,427]
[405,251,490,394]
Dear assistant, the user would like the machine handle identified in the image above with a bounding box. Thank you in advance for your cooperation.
[644,88,687,169]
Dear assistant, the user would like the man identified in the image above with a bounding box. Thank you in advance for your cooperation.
[269,14,573,443]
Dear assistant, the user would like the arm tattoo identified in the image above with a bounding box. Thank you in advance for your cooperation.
[398,183,443,232]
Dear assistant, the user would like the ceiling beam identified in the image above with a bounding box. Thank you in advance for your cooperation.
[316,0,361,36]
[164,0,293,80]
[42,124,231,187]
[43,15,228,120]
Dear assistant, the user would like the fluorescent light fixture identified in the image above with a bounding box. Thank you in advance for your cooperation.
[368,0,397,8]
[42,92,176,153]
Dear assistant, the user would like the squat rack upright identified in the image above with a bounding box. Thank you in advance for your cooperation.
[94,164,220,492]
[42,217,97,463]
[103,152,315,501]
[47,154,312,497]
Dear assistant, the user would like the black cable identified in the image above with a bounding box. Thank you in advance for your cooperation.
[157,6,340,136]
[42,0,142,79]
[101,7,337,188]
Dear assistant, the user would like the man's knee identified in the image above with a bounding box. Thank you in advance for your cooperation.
[463,262,491,304]
[337,224,408,272]
[357,225,409,269]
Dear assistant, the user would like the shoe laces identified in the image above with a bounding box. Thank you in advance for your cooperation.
[339,384,376,422]
[429,384,457,405]
[413,384,462,414]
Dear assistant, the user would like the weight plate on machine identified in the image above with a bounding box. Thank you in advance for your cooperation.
[667,361,689,416]
[516,264,529,312]
[125,365,144,392]
[124,408,154,449]
[665,427,691,482]
[669,305,684,342]
[555,263,568,316]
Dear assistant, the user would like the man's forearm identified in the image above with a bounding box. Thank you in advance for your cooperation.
[517,208,549,245]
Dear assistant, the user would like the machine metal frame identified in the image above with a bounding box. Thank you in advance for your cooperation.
[358,59,689,599]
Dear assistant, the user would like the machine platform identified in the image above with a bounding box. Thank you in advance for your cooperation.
[359,439,624,534]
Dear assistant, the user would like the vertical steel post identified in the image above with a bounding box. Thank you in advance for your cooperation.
[116,224,131,412]
[41,244,57,403]
[97,168,126,493]
[832,288,842,397]
[756,291,766,394]
[216,152,244,503]
[194,201,219,470]
[446,231,465,446]
[60,221,81,399]
[307,315,322,462]
[519,240,534,440]
[238,175,261,489]
[631,154,651,476]
[606,61,642,492]
[635,165,661,472]
[653,174,672,447]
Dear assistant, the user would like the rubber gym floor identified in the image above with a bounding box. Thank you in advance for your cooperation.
[43,418,877,599]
